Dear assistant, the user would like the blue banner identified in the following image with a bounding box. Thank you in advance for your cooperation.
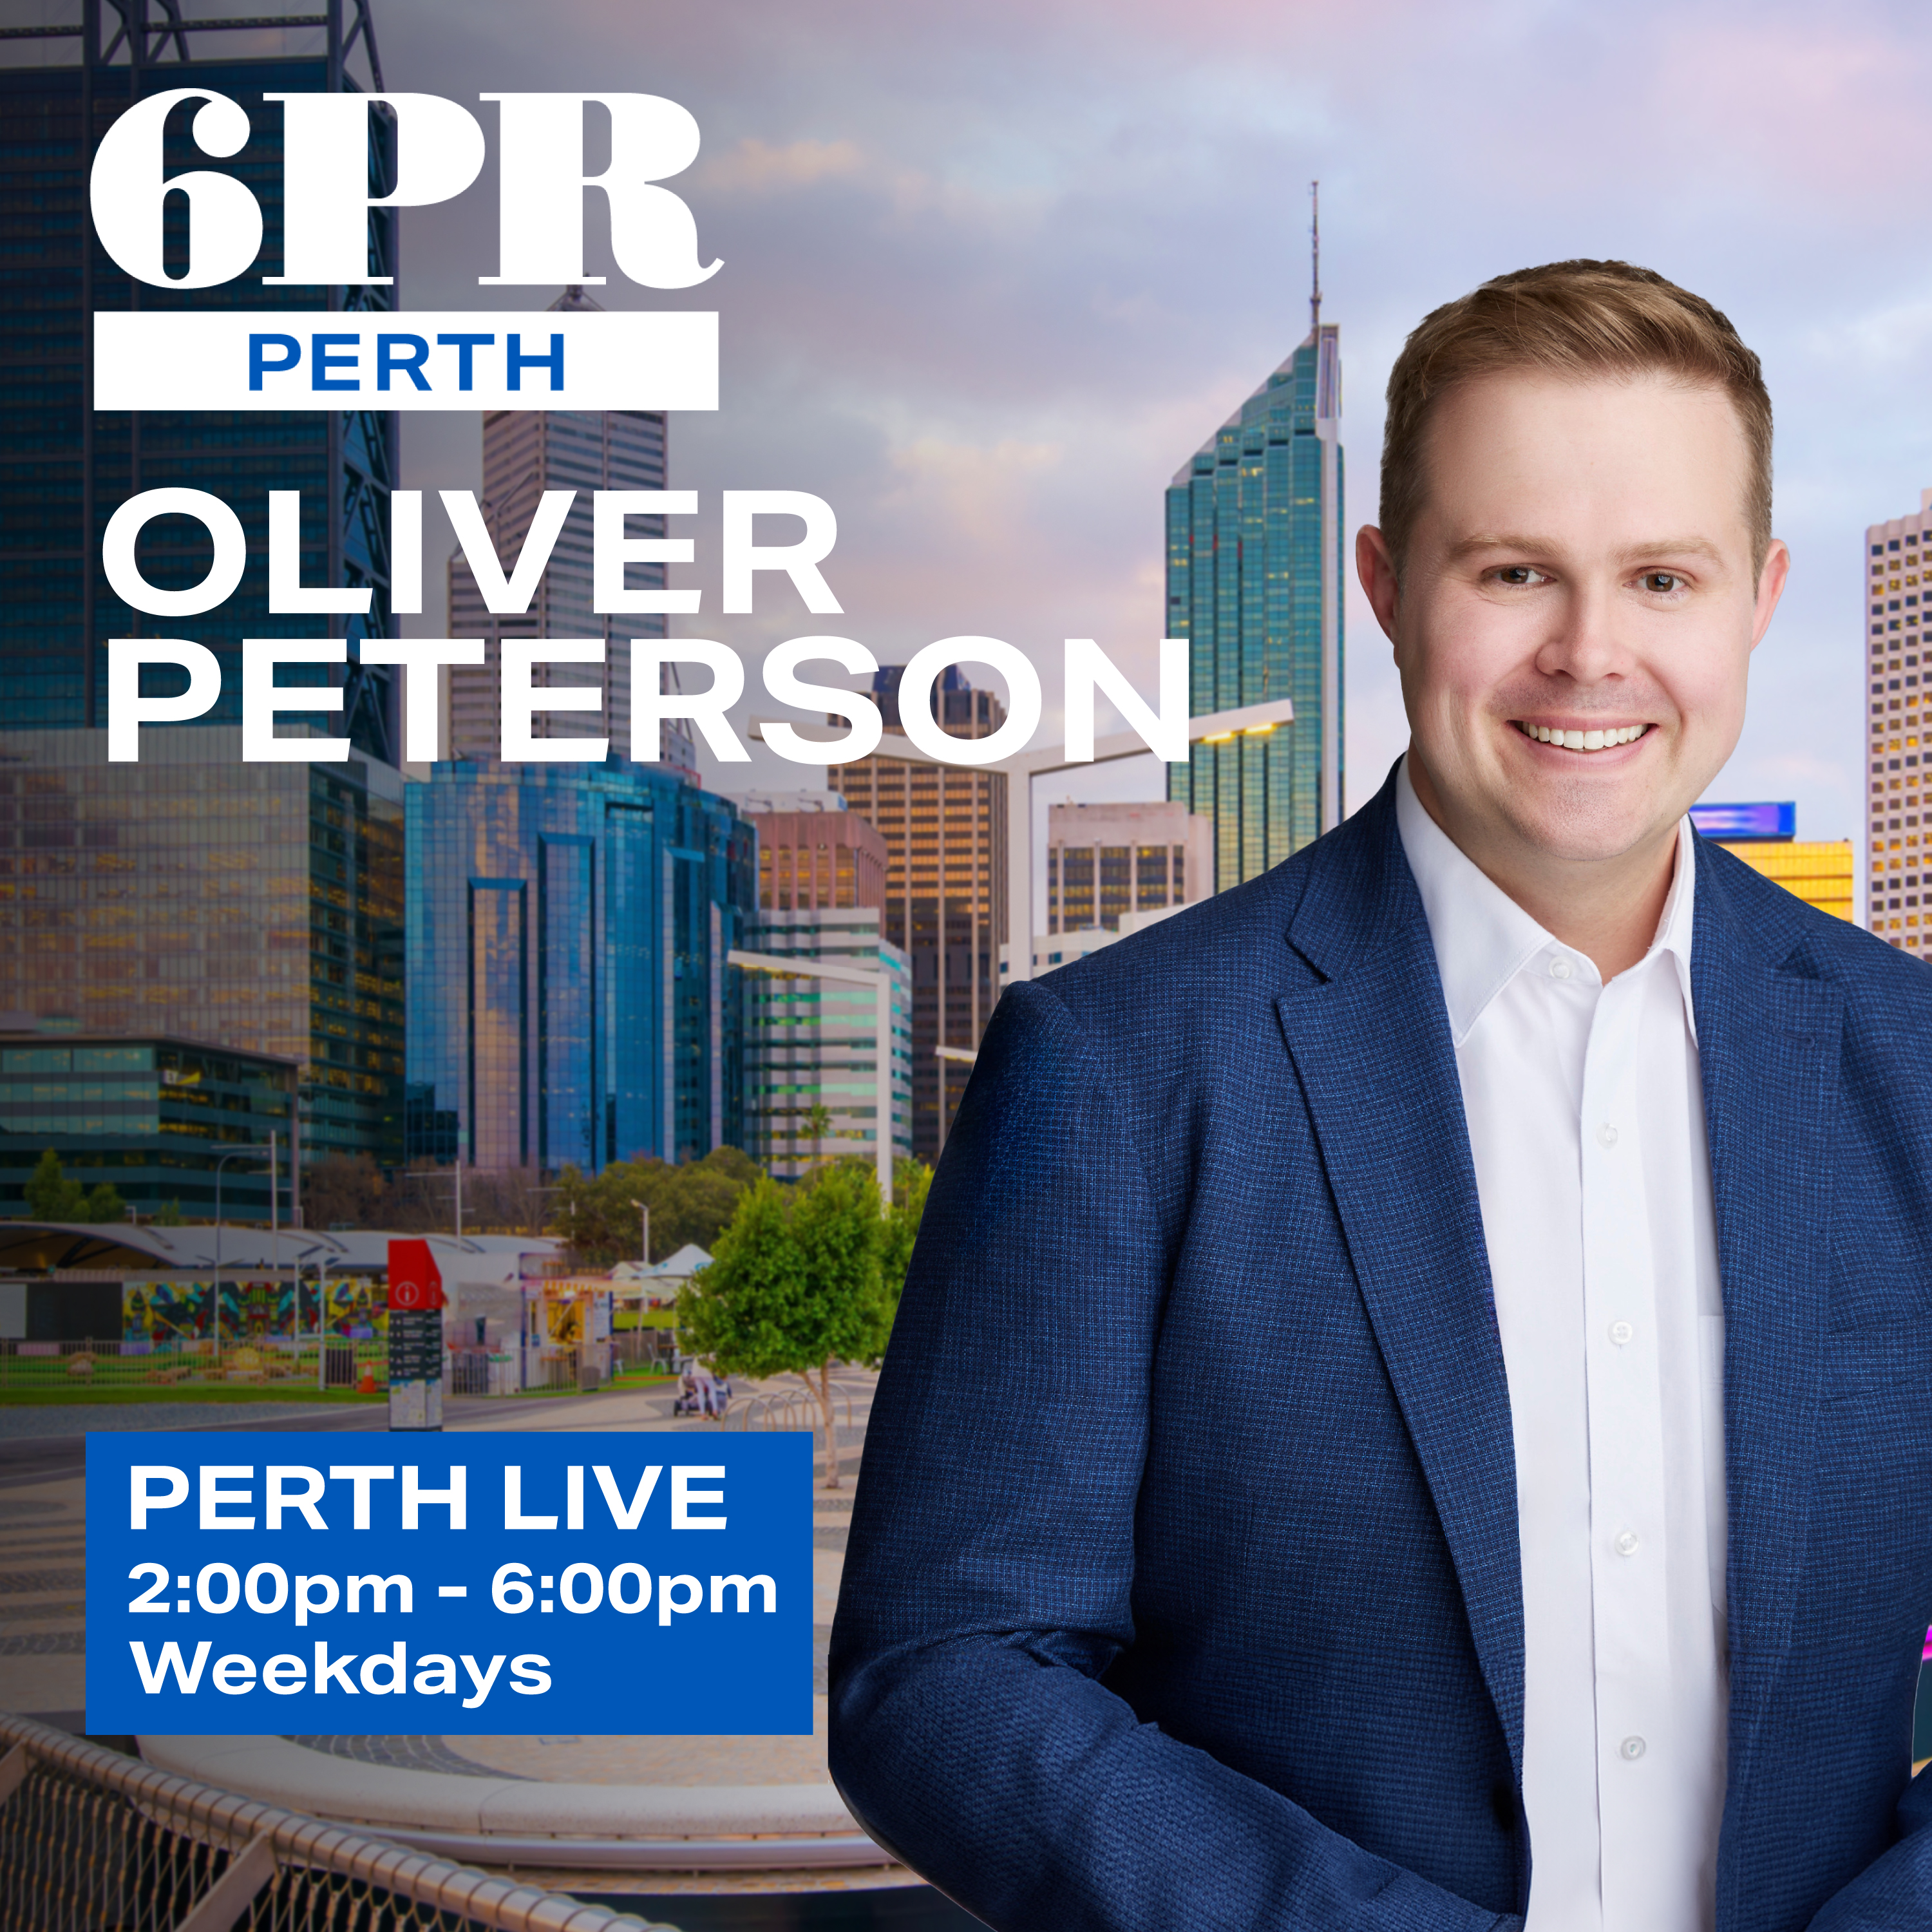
[86,1432,813,1734]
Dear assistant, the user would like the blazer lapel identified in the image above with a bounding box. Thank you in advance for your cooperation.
[1692,854,1843,1859]
[1274,791,1526,1776]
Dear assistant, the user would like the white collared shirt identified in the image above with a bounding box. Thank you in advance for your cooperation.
[1396,759,1727,1932]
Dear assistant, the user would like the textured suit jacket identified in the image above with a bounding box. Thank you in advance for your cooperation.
[828,764,1932,1931]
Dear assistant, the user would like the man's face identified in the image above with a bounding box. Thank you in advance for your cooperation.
[1362,369,1787,874]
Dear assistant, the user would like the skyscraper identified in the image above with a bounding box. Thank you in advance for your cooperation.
[446,300,696,775]
[1864,492,1932,955]
[826,667,1007,1160]
[1045,800,1214,936]
[1164,208,1343,887]
[740,907,912,1185]
[740,792,889,914]
[1688,802,1853,922]
[405,762,753,1174]
[0,3,399,759]
[0,726,404,1171]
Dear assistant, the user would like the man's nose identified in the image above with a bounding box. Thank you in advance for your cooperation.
[1536,581,1629,683]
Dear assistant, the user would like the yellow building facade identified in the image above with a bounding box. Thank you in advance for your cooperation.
[1718,839,1855,922]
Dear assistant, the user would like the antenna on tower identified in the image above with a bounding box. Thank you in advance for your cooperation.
[1309,180,1321,337]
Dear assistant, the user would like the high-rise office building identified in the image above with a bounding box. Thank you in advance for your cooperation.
[0,1024,295,1224]
[446,311,696,776]
[406,762,753,1174]
[1689,802,1853,922]
[740,792,888,913]
[740,907,911,1184]
[826,667,1006,1160]
[1,3,399,759]
[0,727,404,1171]
[1045,800,1214,935]
[1164,248,1343,887]
[1864,493,1932,955]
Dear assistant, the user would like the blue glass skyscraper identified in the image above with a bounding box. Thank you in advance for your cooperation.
[406,764,755,1175]
[0,3,397,758]
[1165,314,1344,886]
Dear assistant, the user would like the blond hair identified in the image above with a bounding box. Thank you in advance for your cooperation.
[1379,259,1772,576]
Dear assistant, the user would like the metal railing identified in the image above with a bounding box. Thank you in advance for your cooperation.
[0,1714,676,1932]
[730,1379,862,1435]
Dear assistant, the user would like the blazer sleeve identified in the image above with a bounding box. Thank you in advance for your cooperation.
[826,978,1519,1932]
[1804,1772,1932,1929]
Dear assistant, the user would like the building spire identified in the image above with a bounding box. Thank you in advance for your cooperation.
[1309,180,1321,337]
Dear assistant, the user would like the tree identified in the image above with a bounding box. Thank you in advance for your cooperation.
[552,1148,762,1267]
[301,1151,386,1230]
[878,1157,933,1312]
[23,1152,126,1224]
[25,1150,85,1221]
[677,1166,894,1487]
[82,1181,126,1224]
[800,1102,833,1170]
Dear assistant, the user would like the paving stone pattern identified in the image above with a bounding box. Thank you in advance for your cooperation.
[283,1734,532,1779]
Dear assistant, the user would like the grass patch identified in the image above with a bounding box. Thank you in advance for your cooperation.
[0,1385,385,1407]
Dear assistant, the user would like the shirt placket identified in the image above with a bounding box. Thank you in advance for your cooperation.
[1578,963,1674,1924]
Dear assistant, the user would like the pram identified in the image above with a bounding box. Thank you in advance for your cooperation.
[673,1365,732,1419]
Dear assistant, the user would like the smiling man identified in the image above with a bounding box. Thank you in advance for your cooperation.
[831,261,1932,1932]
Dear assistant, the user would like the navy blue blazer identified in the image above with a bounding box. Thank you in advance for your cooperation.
[828,764,1932,1931]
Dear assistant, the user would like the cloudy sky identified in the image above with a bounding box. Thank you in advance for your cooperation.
[129,0,1931,902]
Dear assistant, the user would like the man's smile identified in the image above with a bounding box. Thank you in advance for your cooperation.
[1511,719,1653,752]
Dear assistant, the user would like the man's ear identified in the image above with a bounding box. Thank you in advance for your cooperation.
[1750,537,1790,652]
[1356,525,1401,644]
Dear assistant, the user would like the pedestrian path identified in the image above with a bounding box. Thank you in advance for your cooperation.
[0,1370,900,1900]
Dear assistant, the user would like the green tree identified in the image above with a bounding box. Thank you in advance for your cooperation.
[878,1157,933,1312]
[24,1149,86,1221]
[81,1181,127,1224]
[677,1166,893,1486]
[800,1102,833,1170]
[156,1198,185,1227]
[553,1148,762,1267]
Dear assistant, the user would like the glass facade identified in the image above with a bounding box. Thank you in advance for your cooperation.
[0,32,397,756]
[0,726,404,1170]
[826,668,1007,1162]
[741,908,911,1184]
[448,386,693,773]
[406,762,755,1173]
[0,1030,294,1220]
[1165,324,1345,886]
[1864,509,1931,954]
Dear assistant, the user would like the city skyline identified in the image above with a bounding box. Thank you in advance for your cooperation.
[355,0,1907,920]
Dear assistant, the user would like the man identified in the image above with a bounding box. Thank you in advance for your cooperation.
[828,261,1932,1931]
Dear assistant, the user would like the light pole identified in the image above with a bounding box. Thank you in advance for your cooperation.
[630,1198,650,1266]
[211,1146,271,1376]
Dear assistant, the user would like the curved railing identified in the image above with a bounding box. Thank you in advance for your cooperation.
[0,1712,674,1931]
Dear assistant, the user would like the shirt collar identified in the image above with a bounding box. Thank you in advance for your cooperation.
[1394,755,1698,1047]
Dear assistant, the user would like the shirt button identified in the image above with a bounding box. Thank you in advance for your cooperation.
[1609,1320,1634,1346]
[1548,956,1573,980]
[1615,1530,1640,1557]
[1620,1736,1647,1761]
[1596,1122,1618,1149]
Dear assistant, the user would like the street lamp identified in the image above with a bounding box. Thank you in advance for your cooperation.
[629,1198,650,1266]
[211,1145,272,1376]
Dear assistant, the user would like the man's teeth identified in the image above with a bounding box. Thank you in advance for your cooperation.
[1517,722,1648,752]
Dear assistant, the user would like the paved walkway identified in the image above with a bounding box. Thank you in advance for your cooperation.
[0,1371,889,1899]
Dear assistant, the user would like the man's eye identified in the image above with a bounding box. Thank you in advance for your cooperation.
[1642,571,1684,594]
[1496,566,1542,586]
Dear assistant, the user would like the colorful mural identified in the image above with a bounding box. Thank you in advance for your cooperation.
[120,1274,386,1346]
